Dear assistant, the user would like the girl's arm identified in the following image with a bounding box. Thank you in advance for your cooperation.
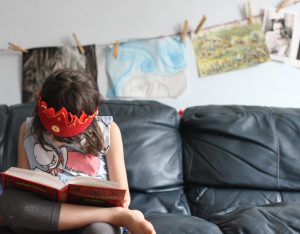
[106,122,131,208]
[17,122,30,169]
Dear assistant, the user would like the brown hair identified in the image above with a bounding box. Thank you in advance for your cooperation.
[271,18,285,29]
[31,69,103,154]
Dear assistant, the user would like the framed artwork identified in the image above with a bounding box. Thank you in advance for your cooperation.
[262,7,298,62]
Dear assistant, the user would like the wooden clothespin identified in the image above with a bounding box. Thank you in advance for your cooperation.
[72,33,85,54]
[247,0,253,24]
[276,0,289,12]
[181,20,189,43]
[194,15,207,35]
[113,40,120,59]
[8,42,28,53]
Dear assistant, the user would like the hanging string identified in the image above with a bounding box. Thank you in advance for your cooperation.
[1,0,300,54]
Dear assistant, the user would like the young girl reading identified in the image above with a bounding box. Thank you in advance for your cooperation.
[0,69,156,234]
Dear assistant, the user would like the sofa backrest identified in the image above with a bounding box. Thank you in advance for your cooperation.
[100,100,189,215]
[1,100,183,190]
[181,105,300,190]
[0,105,9,171]
[180,105,300,219]
[1,103,34,171]
[100,100,183,192]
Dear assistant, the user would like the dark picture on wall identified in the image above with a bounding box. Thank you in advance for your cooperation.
[22,45,97,103]
[262,7,298,62]
[290,19,300,68]
[290,39,300,68]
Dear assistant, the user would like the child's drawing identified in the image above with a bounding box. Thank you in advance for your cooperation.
[97,36,187,97]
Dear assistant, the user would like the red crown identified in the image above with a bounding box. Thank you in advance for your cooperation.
[37,96,98,137]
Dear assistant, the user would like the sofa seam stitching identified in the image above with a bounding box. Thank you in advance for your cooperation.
[270,107,280,190]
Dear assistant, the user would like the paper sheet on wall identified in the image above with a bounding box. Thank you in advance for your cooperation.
[22,45,97,103]
[96,36,187,98]
[192,19,270,77]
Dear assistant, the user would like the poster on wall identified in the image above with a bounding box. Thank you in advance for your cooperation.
[192,18,270,77]
[262,7,298,62]
[96,36,187,98]
[22,45,97,103]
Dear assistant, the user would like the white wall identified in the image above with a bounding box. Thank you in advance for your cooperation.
[1,0,300,109]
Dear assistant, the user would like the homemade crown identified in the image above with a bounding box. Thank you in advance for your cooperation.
[37,96,97,137]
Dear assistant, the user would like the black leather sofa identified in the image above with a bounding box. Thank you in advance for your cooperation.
[1,100,300,233]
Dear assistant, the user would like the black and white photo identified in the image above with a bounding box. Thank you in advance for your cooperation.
[263,8,297,62]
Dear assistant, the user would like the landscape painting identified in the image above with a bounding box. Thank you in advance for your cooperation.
[192,19,270,77]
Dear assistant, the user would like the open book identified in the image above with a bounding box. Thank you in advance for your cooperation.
[1,167,126,207]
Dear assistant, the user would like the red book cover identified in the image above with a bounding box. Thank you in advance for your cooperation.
[68,184,125,207]
[1,167,125,207]
[1,174,61,201]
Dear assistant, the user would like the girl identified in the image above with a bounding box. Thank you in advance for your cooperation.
[0,69,156,234]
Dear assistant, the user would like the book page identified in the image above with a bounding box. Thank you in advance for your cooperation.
[4,167,64,190]
[67,176,120,189]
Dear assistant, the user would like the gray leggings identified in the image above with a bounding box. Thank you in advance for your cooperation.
[0,189,121,234]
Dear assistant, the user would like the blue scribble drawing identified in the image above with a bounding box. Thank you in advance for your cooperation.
[105,36,187,97]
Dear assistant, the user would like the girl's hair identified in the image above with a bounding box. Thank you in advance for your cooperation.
[272,18,285,29]
[31,69,104,154]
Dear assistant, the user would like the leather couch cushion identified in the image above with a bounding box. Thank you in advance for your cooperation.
[130,188,190,216]
[2,103,34,171]
[187,186,283,220]
[210,202,300,234]
[188,186,300,220]
[0,226,14,234]
[0,105,8,171]
[100,100,183,192]
[181,105,300,190]
[147,213,222,234]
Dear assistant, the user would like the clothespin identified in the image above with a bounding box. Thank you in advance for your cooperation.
[247,0,253,24]
[113,40,120,59]
[276,0,289,12]
[194,15,207,35]
[181,20,189,43]
[8,42,28,53]
[72,33,85,54]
